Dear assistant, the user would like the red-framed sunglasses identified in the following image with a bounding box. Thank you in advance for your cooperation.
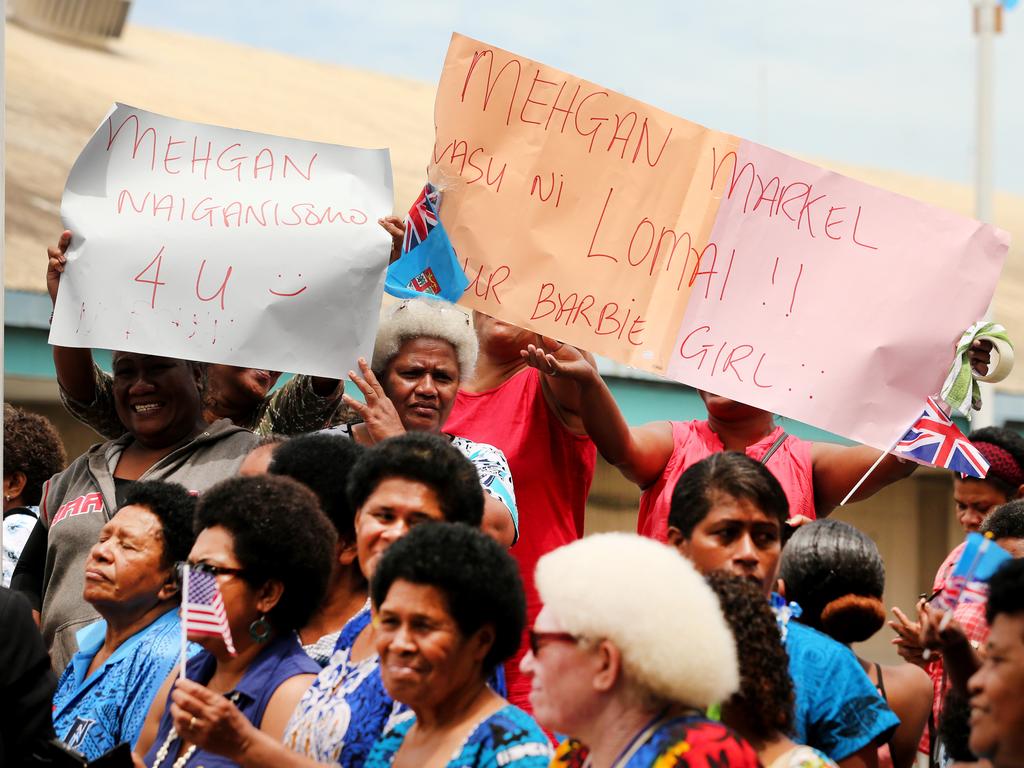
[528,629,580,656]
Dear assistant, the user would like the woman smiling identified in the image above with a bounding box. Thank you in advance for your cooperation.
[13,352,257,672]
[365,523,550,767]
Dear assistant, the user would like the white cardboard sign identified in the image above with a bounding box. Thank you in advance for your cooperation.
[49,103,394,379]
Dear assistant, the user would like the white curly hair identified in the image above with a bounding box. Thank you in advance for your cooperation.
[535,533,739,709]
[371,298,479,381]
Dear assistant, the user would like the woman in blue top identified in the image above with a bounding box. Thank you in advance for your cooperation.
[365,523,550,767]
[135,475,337,767]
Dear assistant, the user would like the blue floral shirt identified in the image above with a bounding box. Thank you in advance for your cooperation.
[52,610,196,760]
[365,704,551,767]
[449,436,519,542]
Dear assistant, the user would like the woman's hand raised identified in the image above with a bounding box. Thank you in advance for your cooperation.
[521,336,596,384]
[342,358,407,443]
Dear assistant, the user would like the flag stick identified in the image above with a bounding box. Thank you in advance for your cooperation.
[180,564,189,680]
[840,436,902,507]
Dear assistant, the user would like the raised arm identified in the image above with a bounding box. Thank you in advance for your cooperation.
[255,375,346,436]
[919,601,982,695]
[47,231,98,402]
[810,443,916,515]
[522,339,674,489]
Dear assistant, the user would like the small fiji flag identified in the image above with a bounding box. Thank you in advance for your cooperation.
[892,397,990,479]
[933,532,1012,611]
[385,183,469,303]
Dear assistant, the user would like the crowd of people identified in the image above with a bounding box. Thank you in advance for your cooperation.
[2,229,1023,768]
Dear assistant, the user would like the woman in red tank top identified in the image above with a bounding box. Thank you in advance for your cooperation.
[522,339,996,540]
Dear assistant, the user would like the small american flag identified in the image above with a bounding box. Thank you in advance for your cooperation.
[402,183,440,254]
[182,565,237,656]
[893,397,990,479]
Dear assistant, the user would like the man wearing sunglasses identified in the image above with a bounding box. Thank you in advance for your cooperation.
[51,481,199,761]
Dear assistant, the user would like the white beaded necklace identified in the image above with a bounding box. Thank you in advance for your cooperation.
[150,692,242,768]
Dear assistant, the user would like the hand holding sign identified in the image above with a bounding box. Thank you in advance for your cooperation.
[521,336,595,384]
[431,33,1010,453]
[46,230,73,304]
[49,104,394,380]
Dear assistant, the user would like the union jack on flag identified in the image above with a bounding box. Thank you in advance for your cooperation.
[182,565,237,656]
[402,183,440,254]
[892,397,990,479]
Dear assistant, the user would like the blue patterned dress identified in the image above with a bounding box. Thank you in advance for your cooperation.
[364,704,551,767]
[785,621,899,761]
[283,604,408,767]
[52,610,197,760]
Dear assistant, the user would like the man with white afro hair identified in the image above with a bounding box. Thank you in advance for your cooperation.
[336,298,518,547]
[523,532,759,767]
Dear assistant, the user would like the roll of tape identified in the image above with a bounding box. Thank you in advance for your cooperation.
[974,336,1015,383]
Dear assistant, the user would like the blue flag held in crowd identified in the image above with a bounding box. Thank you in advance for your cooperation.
[385,183,469,302]
[933,532,1012,611]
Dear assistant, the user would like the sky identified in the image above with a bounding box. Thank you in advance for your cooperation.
[132,1,1024,197]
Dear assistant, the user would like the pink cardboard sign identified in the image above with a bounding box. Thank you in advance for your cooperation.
[431,33,1010,451]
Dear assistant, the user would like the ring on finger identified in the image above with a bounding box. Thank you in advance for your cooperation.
[190,715,198,729]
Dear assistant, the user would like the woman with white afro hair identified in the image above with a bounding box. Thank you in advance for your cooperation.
[523,532,759,768]
[334,297,519,547]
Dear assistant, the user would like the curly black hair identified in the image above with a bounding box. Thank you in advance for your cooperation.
[347,432,483,527]
[937,691,976,762]
[120,481,197,568]
[195,475,337,632]
[270,433,364,543]
[979,499,1024,540]
[705,571,794,742]
[370,522,525,674]
[3,403,67,506]
[669,452,789,539]
[987,557,1024,625]
[966,426,1024,499]
[778,520,886,644]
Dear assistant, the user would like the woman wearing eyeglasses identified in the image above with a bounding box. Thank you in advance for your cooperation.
[521,533,759,768]
[363,522,550,767]
[135,474,336,768]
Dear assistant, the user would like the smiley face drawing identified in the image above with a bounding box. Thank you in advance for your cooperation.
[269,273,308,297]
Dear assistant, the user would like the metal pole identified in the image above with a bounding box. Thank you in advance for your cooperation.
[972,0,998,429]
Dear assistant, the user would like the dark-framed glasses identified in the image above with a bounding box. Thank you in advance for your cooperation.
[528,629,581,656]
[174,560,248,583]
